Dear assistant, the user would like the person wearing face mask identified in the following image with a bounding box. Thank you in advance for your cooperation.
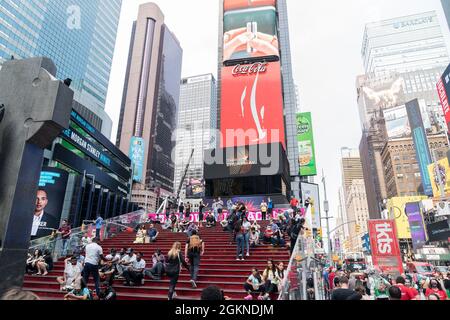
[425,278,448,300]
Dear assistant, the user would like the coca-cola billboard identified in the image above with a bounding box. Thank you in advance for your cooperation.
[368,220,404,276]
[220,61,286,149]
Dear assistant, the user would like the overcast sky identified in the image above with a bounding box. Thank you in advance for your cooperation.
[105,0,450,230]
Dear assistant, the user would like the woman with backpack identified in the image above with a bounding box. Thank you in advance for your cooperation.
[166,242,190,300]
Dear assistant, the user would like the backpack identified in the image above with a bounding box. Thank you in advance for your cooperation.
[188,235,202,252]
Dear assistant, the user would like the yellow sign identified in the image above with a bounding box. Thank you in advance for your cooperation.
[332,255,340,262]
[427,158,450,198]
[387,196,427,239]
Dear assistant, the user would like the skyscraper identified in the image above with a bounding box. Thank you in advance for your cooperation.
[215,0,299,198]
[0,0,122,137]
[358,11,450,218]
[441,0,450,31]
[340,148,370,252]
[117,2,183,196]
[362,11,449,75]
[174,74,217,199]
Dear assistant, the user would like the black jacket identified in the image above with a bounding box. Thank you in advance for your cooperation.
[166,252,189,275]
[31,212,59,240]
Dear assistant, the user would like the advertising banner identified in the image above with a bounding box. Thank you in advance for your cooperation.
[300,182,321,229]
[224,0,276,11]
[437,63,450,133]
[220,62,285,149]
[427,157,450,198]
[426,219,450,242]
[223,4,279,63]
[386,196,427,239]
[406,99,433,196]
[404,202,427,250]
[383,105,411,139]
[368,220,404,276]
[31,168,69,239]
[186,178,206,199]
[297,113,317,176]
[129,137,145,183]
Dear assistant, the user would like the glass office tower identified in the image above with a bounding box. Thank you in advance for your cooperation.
[0,0,122,137]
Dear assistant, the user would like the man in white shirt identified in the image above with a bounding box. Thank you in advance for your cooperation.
[57,256,82,291]
[123,252,146,286]
[117,248,136,277]
[83,237,106,295]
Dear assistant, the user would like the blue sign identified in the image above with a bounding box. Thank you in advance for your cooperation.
[130,137,145,183]
[361,233,371,253]
[406,99,433,196]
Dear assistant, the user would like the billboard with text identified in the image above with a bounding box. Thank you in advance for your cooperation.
[368,220,403,276]
[130,137,145,183]
[297,113,317,176]
[437,63,450,133]
[220,62,285,149]
[404,202,427,250]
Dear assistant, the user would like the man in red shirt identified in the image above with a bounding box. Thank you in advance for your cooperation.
[290,197,299,214]
[328,268,336,291]
[57,219,72,257]
[394,276,419,300]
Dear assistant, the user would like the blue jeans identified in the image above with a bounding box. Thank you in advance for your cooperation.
[236,234,245,258]
[214,209,219,221]
[83,263,100,295]
[62,239,69,256]
[244,232,250,254]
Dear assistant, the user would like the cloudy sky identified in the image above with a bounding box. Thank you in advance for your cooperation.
[105,0,450,230]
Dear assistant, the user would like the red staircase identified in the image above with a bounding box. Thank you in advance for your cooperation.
[23,223,290,300]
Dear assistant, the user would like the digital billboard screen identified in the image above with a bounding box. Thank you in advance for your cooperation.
[130,137,145,183]
[406,99,433,196]
[223,5,279,63]
[186,178,206,199]
[31,168,69,240]
[428,157,450,198]
[300,182,321,229]
[437,63,450,133]
[404,202,427,250]
[297,113,317,176]
[220,61,285,149]
[224,0,276,11]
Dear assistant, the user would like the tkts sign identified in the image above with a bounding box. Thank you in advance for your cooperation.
[368,220,404,276]
[221,61,286,149]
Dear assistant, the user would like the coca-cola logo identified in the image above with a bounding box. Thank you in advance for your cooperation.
[232,62,268,76]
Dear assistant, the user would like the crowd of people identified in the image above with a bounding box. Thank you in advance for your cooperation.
[323,267,450,301]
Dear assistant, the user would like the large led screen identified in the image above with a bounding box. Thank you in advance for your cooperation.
[223,5,279,62]
[224,0,276,11]
[220,61,285,149]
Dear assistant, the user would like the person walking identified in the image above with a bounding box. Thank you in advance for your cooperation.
[94,215,104,241]
[267,198,274,220]
[166,242,189,300]
[198,201,207,228]
[56,219,72,257]
[235,220,246,261]
[83,237,106,297]
[178,201,185,220]
[185,202,192,220]
[216,197,224,221]
[185,230,205,288]
[242,217,252,257]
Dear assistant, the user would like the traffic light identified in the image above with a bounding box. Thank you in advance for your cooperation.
[355,224,361,234]
[305,228,312,238]
[317,228,323,238]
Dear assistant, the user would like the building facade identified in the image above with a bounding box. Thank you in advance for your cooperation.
[362,11,449,75]
[381,134,449,198]
[43,110,137,228]
[0,0,122,137]
[174,74,217,200]
[116,3,183,198]
[340,148,370,252]
[441,0,450,32]
[215,0,300,200]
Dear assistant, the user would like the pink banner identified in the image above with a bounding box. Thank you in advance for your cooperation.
[148,210,288,223]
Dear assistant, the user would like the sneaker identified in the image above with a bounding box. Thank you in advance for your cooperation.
[244,294,253,300]
[246,253,250,257]
[190,280,197,288]
[141,279,145,285]
[173,292,178,299]
[257,295,264,300]
[236,258,240,261]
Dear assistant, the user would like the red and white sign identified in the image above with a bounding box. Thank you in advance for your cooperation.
[437,78,450,132]
[220,61,286,149]
[368,220,404,276]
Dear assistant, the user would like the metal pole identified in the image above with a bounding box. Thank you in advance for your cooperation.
[322,170,332,264]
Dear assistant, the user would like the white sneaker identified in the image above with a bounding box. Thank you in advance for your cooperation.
[246,253,250,257]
